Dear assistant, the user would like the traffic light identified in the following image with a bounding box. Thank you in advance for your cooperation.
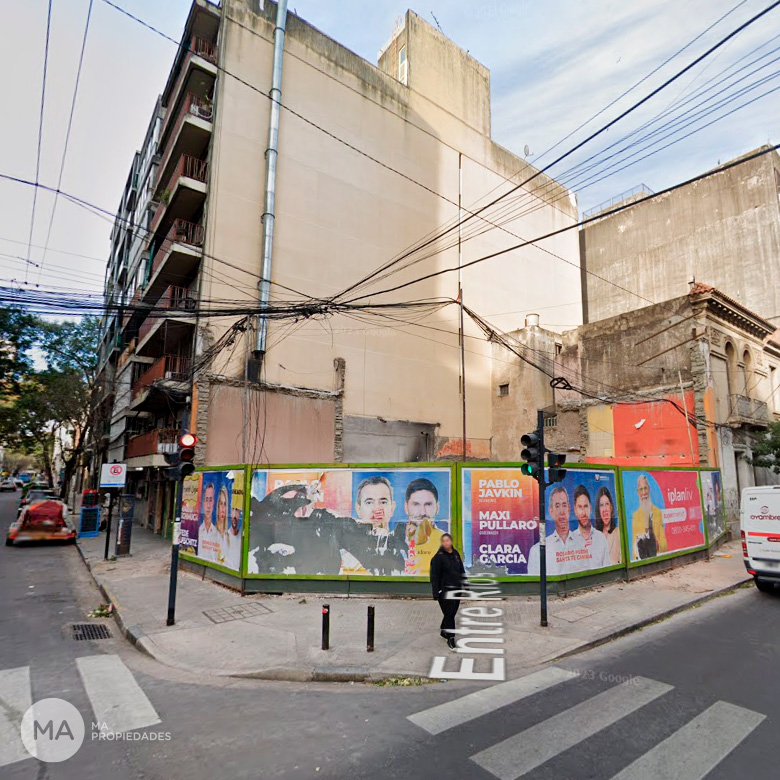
[520,430,543,480]
[547,452,567,484]
[178,432,197,477]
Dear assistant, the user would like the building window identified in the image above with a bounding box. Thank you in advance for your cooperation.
[498,383,509,397]
[770,365,778,413]
[398,46,408,85]
[743,349,754,396]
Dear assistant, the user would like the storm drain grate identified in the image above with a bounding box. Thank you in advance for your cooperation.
[71,623,112,641]
[204,603,272,624]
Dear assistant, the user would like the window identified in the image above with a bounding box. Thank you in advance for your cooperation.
[770,366,778,413]
[743,349,754,396]
[398,46,408,85]
[498,383,509,397]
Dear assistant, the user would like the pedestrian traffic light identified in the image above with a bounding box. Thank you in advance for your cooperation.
[547,452,567,484]
[520,430,543,480]
[178,432,197,477]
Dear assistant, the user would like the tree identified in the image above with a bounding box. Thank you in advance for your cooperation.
[1,371,87,485]
[752,422,780,474]
[0,305,36,395]
[0,310,101,495]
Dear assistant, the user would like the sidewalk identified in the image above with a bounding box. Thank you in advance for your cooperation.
[76,525,750,683]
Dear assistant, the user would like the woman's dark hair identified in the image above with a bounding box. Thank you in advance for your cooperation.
[595,486,616,533]
[440,533,453,542]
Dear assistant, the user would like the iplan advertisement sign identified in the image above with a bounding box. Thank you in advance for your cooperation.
[621,470,705,562]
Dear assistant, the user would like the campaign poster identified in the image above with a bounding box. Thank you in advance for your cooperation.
[194,469,245,572]
[180,473,201,555]
[461,467,539,575]
[246,467,452,577]
[537,469,622,576]
[621,470,705,563]
[701,470,726,542]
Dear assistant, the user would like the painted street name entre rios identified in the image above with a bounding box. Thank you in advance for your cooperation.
[429,573,507,682]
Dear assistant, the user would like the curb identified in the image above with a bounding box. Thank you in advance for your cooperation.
[75,541,151,654]
[548,576,753,664]
[74,540,752,685]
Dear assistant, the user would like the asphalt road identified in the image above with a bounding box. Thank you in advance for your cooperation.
[0,490,777,779]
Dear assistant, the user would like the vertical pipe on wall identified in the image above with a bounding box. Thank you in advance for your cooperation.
[254,0,289,360]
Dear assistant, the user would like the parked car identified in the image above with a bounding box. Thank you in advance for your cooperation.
[13,478,24,489]
[6,497,75,546]
[0,479,16,492]
[17,489,58,517]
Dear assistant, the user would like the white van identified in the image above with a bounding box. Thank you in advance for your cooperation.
[740,485,780,593]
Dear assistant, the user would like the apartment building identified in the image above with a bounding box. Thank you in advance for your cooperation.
[92,0,581,533]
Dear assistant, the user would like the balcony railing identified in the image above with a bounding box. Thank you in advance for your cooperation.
[138,285,197,343]
[150,155,209,233]
[126,428,179,459]
[132,354,192,399]
[150,219,205,280]
[159,92,213,152]
[729,394,770,425]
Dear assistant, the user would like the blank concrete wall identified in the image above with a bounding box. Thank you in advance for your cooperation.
[205,383,336,465]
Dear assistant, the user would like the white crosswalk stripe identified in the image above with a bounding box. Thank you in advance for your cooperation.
[608,700,765,780]
[408,667,579,735]
[409,669,767,780]
[76,654,160,734]
[471,677,673,780]
[0,666,32,768]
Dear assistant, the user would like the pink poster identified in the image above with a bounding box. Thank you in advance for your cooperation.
[621,470,705,563]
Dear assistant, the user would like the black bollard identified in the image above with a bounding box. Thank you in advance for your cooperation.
[321,604,330,650]
[367,605,375,652]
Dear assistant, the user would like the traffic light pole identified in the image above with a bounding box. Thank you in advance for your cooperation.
[536,410,548,628]
[166,475,184,626]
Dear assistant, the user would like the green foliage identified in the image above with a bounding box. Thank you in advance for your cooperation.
[752,422,780,474]
[0,308,101,486]
[0,305,37,394]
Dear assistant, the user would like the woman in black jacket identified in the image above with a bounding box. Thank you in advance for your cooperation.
[429,533,465,650]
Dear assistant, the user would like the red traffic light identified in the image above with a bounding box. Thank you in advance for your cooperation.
[179,433,197,448]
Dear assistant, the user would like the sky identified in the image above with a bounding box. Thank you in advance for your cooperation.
[1,0,778,296]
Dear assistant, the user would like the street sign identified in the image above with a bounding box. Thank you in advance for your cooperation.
[100,463,127,488]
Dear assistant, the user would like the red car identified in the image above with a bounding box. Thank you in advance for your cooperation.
[6,497,76,546]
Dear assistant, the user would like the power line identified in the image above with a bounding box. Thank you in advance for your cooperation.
[340,143,780,304]
[38,0,94,284]
[332,0,780,301]
[25,0,53,284]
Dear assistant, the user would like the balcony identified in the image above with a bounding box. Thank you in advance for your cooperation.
[157,94,213,195]
[132,354,191,400]
[149,155,208,236]
[143,219,204,302]
[136,285,197,355]
[165,35,218,113]
[729,394,770,426]
[126,428,179,459]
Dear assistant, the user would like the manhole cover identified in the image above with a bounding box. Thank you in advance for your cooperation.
[203,603,272,624]
[71,623,112,641]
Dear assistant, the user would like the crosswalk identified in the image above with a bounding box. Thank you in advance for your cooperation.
[0,654,160,768]
[408,667,766,780]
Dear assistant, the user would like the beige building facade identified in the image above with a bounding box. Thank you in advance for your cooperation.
[195,0,580,464]
[94,0,581,530]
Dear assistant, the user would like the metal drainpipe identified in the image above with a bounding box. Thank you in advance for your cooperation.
[254,0,289,360]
